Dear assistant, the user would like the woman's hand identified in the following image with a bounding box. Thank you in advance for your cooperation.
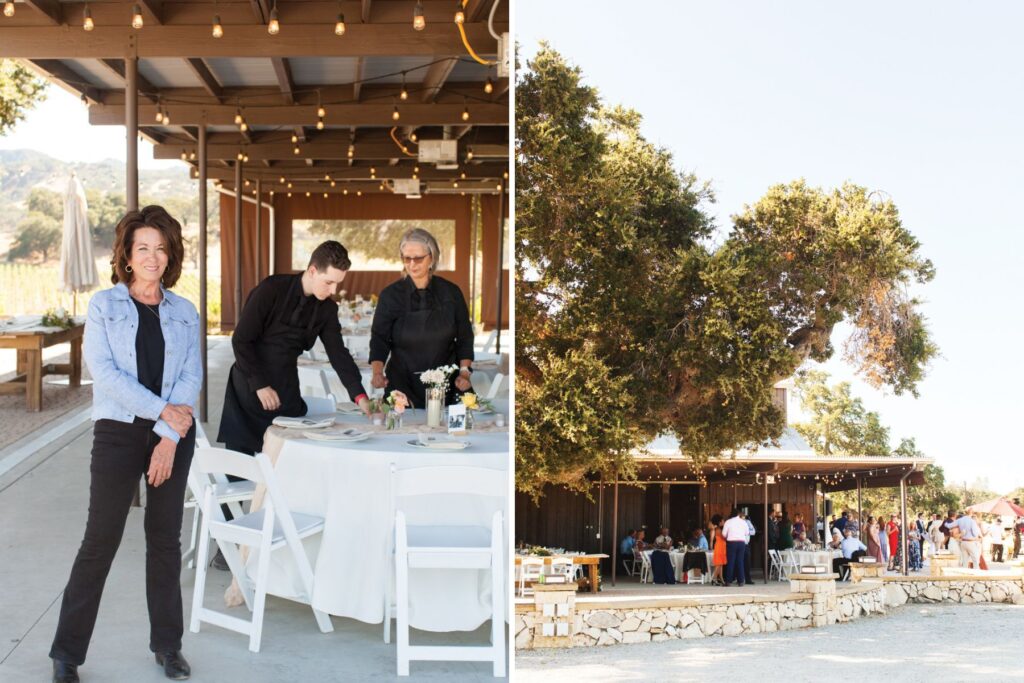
[147,437,176,487]
[454,367,472,392]
[161,403,193,438]
[256,386,281,411]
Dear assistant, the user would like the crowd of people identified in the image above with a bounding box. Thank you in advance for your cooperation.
[826,509,1024,572]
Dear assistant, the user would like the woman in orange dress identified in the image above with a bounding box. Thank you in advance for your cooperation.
[711,514,726,586]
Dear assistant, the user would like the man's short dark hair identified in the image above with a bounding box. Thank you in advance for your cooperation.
[308,240,352,272]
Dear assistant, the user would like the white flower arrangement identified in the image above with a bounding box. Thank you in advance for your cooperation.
[419,364,459,388]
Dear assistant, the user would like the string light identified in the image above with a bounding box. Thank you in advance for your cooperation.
[484,77,494,94]
[268,1,280,34]
[237,151,244,161]
[293,146,301,155]
[461,104,470,121]
[305,191,311,197]
[466,147,474,160]
[503,170,509,179]
[410,132,418,143]
[323,192,328,198]
[131,4,144,29]
[330,180,336,187]
[347,144,354,158]
[287,182,293,188]
[239,120,248,132]
[180,150,187,161]
[234,109,244,125]
[190,151,196,160]
[400,73,409,101]
[325,174,331,181]
[287,192,292,197]
[212,14,223,38]
[243,153,249,162]
[83,4,94,30]
[454,1,465,24]
[280,176,285,184]
[343,189,348,195]
[412,0,425,30]
[392,105,400,121]
[290,133,298,144]
[3,1,14,17]
[356,190,362,196]
[317,117,325,130]
[334,11,346,36]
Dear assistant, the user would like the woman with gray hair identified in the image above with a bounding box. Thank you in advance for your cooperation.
[369,228,474,408]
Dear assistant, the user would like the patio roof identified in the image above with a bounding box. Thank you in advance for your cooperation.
[631,428,932,491]
[1,0,509,194]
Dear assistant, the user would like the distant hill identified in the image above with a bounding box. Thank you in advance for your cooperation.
[0,149,196,235]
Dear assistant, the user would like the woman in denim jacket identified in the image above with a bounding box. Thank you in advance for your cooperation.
[50,206,201,683]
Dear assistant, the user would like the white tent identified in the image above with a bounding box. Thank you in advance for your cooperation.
[59,172,99,313]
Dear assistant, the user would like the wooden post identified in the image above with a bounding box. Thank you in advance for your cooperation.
[125,54,138,212]
[255,178,262,282]
[494,179,506,353]
[900,471,910,576]
[234,160,243,326]
[198,123,208,422]
[763,475,769,583]
[611,472,619,587]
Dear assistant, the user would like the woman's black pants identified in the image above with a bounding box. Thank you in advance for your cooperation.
[50,419,195,666]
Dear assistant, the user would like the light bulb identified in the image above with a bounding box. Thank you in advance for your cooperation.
[410,133,418,142]
[347,146,354,158]
[268,6,279,34]
[370,167,376,174]
[330,181,336,187]
[155,109,164,123]
[317,118,325,130]
[212,15,223,38]
[392,106,400,121]
[287,192,292,197]
[162,111,170,125]
[334,12,345,35]
[180,151,187,160]
[293,146,300,155]
[288,182,293,188]
[325,174,331,180]
[461,106,470,121]
[244,179,250,187]
[3,1,14,17]
[83,5,94,30]
[237,152,244,161]
[357,190,362,196]
[466,148,473,160]
[290,133,298,143]
[239,121,248,132]
[400,87,408,101]
[414,166,419,173]
[317,105,326,118]
[495,183,502,191]
[323,192,328,198]
[484,78,494,94]
[234,110,243,125]
[305,191,311,197]
[503,170,509,179]
[412,0,424,30]
[280,176,285,184]
[132,4,143,29]
[243,154,249,162]
[343,189,348,195]
[460,171,466,179]
[453,181,459,188]
[454,7,465,25]
[190,151,196,160]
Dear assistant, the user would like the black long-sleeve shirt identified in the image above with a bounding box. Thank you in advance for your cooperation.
[233,273,367,402]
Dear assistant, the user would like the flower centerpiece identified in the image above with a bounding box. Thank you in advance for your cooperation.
[419,364,458,427]
[367,397,386,423]
[385,390,408,430]
[41,307,73,330]
[460,392,481,429]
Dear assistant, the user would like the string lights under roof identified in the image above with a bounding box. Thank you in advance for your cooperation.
[83,4,94,30]
[131,4,144,29]
[412,0,425,30]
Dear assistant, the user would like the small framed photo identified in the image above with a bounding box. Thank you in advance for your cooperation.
[448,404,467,433]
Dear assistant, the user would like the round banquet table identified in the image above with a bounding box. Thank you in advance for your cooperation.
[234,425,509,633]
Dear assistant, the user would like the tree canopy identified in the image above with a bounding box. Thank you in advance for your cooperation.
[793,370,890,456]
[0,60,47,136]
[515,46,938,498]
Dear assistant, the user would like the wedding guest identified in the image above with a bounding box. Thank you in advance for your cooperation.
[828,529,843,550]
[50,207,201,682]
[792,513,806,538]
[928,514,946,552]
[846,512,861,539]
[885,515,900,568]
[655,527,673,550]
[916,512,928,558]
[907,520,923,571]
[710,515,726,586]
[987,519,1005,563]
[793,531,815,551]
[866,516,883,563]
[690,528,709,551]
[1013,518,1022,559]
[634,529,648,552]
[619,530,636,558]
[768,510,780,551]
[218,240,370,455]
[778,512,795,551]
[370,228,474,408]
[722,509,750,587]
[833,511,849,535]
[743,512,756,584]
[879,517,890,565]
[945,512,983,569]
[941,510,957,548]
[833,529,867,578]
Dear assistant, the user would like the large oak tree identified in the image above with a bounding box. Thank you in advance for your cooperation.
[516,46,937,499]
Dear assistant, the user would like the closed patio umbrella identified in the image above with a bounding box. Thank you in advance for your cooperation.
[59,172,99,314]
[966,497,1024,517]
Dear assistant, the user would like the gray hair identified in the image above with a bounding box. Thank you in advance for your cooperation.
[399,228,440,274]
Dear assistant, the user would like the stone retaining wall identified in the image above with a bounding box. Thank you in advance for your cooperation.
[515,584,886,649]
[882,575,1024,607]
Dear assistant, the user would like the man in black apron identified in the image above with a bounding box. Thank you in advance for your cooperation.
[217,241,370,456]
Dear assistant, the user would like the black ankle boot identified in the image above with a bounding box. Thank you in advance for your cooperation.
[52,659,79,683]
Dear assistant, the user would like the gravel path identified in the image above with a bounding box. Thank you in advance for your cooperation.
[515,603,1024,682]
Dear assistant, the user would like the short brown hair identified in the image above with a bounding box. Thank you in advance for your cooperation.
[109,206,185,288]
[308,240,351,272]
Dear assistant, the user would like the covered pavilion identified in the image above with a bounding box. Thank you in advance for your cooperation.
[0,0,510,419]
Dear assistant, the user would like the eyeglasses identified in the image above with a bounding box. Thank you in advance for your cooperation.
[402,254,430,265]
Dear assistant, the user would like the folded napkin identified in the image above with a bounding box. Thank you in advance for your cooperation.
[272,416,335,429]
[415,433,468,449]
[335,402,364,415]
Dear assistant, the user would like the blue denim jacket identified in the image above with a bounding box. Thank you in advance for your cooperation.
[84,282,202,443]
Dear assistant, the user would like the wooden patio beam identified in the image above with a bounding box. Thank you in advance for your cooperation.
[184,58,223,100]
[271,57,295,104]
[99,59,160,102]
[26,60,102,102]
[152,139,508,161]
[21,0,61,25]
[420,57,458,103]
[0,23,502,58]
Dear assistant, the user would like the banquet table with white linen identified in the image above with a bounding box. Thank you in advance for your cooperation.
[228,424,509,633]
[790,549,842,570]
[642,549,714,582]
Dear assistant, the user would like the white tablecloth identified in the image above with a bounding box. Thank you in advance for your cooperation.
[248,430,508,632]
[791,549,841,569]
[644,550,714,582]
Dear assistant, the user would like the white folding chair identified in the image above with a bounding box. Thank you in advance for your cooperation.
[781,549,800,579]
[478,329,498,353]
[484,373,507,400]
[768,549,783,581]
[188,448,333,653]
[622,553,640,577]
[470,371,493,398]
[639,551,652,584]
[182,445,257,570]
[297,366,332,398]
[345,334,371,360]
[517,557,544,597]
[302,394,337,414]
[384,465,505,677]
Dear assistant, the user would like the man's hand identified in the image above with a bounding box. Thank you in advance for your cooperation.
[357,395,371,416]
[160,403,193,438]
[256,386,281,411]
[147,437,176,487]
[454,368,472,392]
[371,370,387,389]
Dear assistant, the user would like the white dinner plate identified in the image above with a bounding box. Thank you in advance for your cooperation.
[304,429,371,442]
[406,438,470,451]
[273,416,335,429]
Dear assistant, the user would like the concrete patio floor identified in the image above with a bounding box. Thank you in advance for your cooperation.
[0,337,507,682]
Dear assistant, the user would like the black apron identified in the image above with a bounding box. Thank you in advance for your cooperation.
[385,288,463,409]
[217,283,317,453]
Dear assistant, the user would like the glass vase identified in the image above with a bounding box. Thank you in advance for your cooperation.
[426,386,444,427]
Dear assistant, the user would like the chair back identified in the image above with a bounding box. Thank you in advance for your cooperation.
[302,394,337,415]
[297,366,331,397]
[484,373,507,400]
[194,446,267,485]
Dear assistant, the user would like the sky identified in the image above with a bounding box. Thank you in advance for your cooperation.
[0,84,181,170]
[517,1,1024,491]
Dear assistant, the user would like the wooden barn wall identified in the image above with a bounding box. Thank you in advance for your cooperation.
[220,192,474,330]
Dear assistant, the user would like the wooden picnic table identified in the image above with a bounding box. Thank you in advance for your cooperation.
[515,554,609,593]
[0,323,84,411]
